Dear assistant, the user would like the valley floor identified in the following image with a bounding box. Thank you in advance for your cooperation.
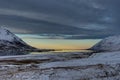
[0,51,120,80]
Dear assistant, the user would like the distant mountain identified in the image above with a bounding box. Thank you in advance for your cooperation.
[90,35,120,52]
[0,27,41,52]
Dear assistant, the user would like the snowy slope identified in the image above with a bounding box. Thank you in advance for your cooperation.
[90,35,120,52]
[0,27,37,51]
[0,27,27,44]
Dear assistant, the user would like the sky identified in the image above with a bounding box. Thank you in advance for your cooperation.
[0,0,119,49]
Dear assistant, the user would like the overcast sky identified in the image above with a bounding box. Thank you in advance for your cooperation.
[0,0,119,39]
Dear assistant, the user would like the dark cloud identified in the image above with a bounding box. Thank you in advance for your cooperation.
[0,0,119,39]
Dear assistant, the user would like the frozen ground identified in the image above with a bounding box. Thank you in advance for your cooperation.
[0,51,120,80]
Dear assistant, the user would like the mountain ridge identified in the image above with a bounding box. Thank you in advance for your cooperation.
[0,27,41,52]
[90,35,120,52]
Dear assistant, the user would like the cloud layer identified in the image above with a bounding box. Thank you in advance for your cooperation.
[0,0,119,39]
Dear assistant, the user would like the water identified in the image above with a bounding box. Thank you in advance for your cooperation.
[31,49,93,54]
[0,49,93,56]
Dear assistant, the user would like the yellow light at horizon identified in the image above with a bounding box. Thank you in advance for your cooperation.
[22,38,101,49]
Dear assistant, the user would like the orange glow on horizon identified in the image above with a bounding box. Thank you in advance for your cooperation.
[22,38,101,50]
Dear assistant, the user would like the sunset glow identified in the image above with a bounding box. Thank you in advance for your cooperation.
[22,38,101,50]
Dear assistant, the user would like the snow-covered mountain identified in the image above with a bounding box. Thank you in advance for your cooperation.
[0,27,38,51]
[90,35,120,52]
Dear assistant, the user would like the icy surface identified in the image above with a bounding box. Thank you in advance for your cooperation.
[91,35,120,51]
[0,51,119,80]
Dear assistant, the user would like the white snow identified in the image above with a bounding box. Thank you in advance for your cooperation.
[38,52,120,69]
[91,35,120,51]
[0,27,26,44]
[90,51,120,59]
[0,51,119,80]
[0,27,36,52]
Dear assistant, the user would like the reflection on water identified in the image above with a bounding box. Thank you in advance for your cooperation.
[0,49,93,56]
[31,49,93,54]
[53,49,93,52]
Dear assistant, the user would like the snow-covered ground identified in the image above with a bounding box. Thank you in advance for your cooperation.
[0,51,120,80]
